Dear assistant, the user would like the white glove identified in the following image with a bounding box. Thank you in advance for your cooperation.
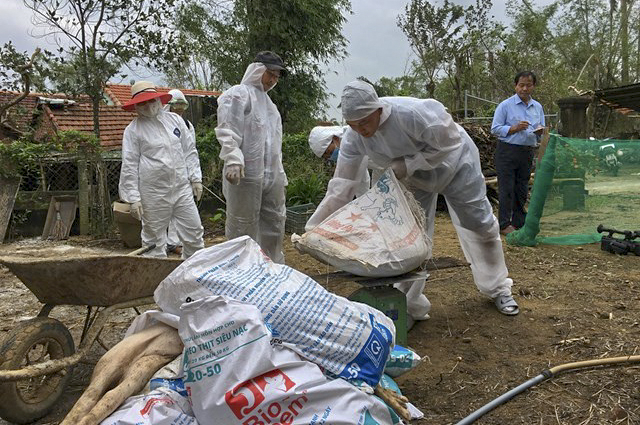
[391,158,407,180]
[191,182,203,201]
[130,201,143,221]
[225,164,245,185]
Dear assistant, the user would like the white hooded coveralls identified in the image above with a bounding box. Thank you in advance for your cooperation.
[215,63,287,263]
[308,125,371,197]
[307,93,513,316]
[119,109,204,258]
[163,101,198,249]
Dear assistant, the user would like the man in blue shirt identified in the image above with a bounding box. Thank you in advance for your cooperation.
[491,71,545,235]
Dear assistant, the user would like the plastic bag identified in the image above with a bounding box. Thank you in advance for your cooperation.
[293,170,431,277]
[384,345,423,378]
[155,236,395,387]
[179,295,403,424]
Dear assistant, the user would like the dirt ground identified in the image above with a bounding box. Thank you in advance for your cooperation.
[0,213,639,425]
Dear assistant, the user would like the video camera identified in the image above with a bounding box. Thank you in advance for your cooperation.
[597,224,640,256]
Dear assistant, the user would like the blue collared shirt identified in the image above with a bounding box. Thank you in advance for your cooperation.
[491,94,545,146]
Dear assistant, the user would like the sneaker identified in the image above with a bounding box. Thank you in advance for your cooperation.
[500,225,516,235]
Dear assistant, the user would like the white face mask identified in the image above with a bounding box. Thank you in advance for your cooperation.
[135,98,162,118]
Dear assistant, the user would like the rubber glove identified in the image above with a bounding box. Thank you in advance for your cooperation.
[391,158,407,180]
[130,201,143,221]
[191,182,203,201]
[225,164,244,185]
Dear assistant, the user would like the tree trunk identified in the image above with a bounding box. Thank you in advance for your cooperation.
[92,96,101,141]
[620,0,629,83]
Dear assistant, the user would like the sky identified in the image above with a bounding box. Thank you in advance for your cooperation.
[1,0,538,120]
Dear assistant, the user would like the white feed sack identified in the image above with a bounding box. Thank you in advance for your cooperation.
[179,295,403,425]
[293,169,432,277]
[154,236,395,387]
[99,388,197,425]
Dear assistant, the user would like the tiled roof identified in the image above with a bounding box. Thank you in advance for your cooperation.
[0,92,40,132]
[104,83,220,107]
[43,103,136,149]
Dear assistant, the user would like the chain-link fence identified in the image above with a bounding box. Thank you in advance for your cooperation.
[9,152,121,239]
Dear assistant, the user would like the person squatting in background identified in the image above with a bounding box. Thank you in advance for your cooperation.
[308,80,520,317]
[119,81,204,258]
[215,51,287,263]
[308,125,370,197]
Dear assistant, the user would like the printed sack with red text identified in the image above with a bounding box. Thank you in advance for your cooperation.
[179,295,402,425]
[293,169,431,277]
[155,236,395,387]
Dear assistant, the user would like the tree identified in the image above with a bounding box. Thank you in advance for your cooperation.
[357,75,428,98]
[398,0,503,108]
[24,0,186,139]
[397,0,467,99]
[0,43,45,136]
[163,0,351,132]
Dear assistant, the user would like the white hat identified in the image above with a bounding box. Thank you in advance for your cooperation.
[341,80,383,121]
[122,81,171,111]
[168,89,188,107]
[308,126,345,157]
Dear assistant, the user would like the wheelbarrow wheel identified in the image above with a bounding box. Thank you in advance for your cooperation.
[0,317,75,424]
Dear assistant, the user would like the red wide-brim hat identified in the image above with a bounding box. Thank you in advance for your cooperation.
[122,91,172,111]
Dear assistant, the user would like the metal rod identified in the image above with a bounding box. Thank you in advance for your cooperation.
[80,305,93,342]
[37,304,54,317]
[202,184,227,205]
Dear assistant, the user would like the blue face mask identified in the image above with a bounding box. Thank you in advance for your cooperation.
[329,148,340,162]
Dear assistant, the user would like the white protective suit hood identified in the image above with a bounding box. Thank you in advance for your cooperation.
[308,126,346,158]
[341,80,384,121]
[242,62,276,92]
[163,89,189,112]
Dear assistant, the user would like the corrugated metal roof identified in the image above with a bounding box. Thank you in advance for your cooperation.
[594,83,640,114]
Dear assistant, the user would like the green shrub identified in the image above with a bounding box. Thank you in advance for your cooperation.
[282,132,332,206]
[0,139,60,179]
[194,128,332,206]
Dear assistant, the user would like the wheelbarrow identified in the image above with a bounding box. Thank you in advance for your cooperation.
[0,246,182,424]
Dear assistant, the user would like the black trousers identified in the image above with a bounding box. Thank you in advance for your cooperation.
[494,142,535,230]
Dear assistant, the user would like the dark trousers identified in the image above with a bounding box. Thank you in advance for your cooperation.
[494,142,535,230]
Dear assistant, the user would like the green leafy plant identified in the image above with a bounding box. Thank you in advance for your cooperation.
[209,208,226,224]
[286,173,327,206]
[281,132,332,206]
[0,139,58,179]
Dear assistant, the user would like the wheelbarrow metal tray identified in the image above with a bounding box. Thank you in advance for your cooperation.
[0,255,182,306]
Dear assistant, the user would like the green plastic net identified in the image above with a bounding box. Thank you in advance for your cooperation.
[507,134,640,246]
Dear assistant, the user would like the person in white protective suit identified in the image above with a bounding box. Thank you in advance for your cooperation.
[215,51,287,263]
[308,125,371,197]
[306,80,519,316]
[119,81,204,258]
[163,89,202,256]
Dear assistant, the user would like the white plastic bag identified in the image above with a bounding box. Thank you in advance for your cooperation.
[155,236,395,387]
[99,388,197,425]
[384,345,423,378]
[179,295,402,425]
[293,170,431,277]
